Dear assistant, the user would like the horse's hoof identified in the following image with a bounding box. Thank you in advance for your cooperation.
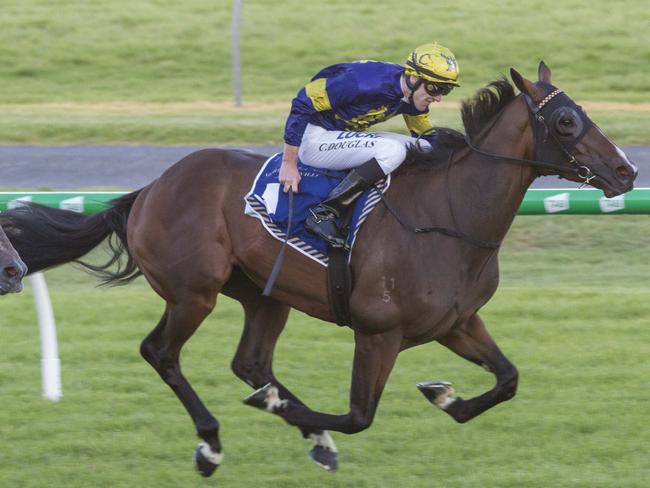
[243,383,287,412]
[309,445,338,472]
[193,441,223,478]
[308,431,338,472]
[416,381,457,410]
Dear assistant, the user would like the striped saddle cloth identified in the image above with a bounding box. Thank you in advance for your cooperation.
[244,153,390,267]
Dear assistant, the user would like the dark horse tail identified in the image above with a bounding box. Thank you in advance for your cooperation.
[2,189,143,285]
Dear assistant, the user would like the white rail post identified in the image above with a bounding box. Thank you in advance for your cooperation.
[29,272,62,401]
[232,0,243,107]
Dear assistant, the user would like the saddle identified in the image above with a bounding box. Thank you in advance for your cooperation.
[244,153,390,326]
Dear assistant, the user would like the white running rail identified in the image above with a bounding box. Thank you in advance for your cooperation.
[29,272,62,401]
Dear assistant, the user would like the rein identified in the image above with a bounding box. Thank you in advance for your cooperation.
[379,191,501,249]
[380,150,500,250]
[262,189,294,296]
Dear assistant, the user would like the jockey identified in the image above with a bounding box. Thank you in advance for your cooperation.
[279,42,460,248]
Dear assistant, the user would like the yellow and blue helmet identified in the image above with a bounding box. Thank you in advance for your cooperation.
[404,43,460,87]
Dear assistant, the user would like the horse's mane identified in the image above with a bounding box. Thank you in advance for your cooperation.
[405,77,516,166]
[461,77,516,141]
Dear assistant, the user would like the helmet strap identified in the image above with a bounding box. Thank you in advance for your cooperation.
[405,75,422,106]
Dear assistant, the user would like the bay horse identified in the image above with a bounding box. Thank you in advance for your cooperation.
[2,63,636,475]
[0,221,27,295]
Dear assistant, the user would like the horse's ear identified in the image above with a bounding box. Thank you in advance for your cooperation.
[510,68,545,102]
[538,61,552,83]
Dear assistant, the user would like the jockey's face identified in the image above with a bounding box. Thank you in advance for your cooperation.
[409,76,444,111]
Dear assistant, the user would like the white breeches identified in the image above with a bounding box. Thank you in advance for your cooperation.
[298,124,431,175]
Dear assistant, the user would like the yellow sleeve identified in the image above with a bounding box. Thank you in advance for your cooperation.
[403,113,433,136]
[305,78,332,111]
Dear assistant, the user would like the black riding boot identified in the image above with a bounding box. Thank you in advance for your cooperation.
[305,158,385,248]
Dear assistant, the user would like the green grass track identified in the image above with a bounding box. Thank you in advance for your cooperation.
[1,216,649,487]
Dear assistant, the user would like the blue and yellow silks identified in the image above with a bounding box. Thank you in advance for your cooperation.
[284,61,434,146]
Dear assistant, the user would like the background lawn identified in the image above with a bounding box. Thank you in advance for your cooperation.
[0,0,648,144]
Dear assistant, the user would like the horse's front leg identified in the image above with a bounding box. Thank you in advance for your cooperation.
[244,327,402,442]
[418,313,518,423]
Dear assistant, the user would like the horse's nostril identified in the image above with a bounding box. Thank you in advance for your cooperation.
[4,266,18,278]
[616,166,630,179]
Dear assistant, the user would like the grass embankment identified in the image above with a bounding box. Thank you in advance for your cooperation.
[0,0,648,145]
[1,216,649,487]
[1,102,648,146]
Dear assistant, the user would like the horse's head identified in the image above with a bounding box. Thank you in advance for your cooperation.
[510,62,636,197]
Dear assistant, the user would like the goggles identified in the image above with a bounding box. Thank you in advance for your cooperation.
[423,81,453,97]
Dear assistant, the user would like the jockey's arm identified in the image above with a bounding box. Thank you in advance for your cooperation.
[284,78,337,148]
[281,72,356,193]
[281,79,333,193]
[280,144,300,193]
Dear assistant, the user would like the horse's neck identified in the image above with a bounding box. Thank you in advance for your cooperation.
[450,97,536,245]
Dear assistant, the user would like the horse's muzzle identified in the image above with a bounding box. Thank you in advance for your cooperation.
[594,158,637,198]
[0,259,28,294]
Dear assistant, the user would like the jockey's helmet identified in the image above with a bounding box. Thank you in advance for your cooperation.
[404,43,460,87]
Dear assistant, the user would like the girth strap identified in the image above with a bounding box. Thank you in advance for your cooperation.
[327,246,352,327]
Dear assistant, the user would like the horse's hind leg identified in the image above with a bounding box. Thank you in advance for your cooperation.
[419,312,518,423]
[229,286,339,471]
[140,290,224,477]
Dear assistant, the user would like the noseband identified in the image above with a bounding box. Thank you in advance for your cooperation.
[465,86,596,185]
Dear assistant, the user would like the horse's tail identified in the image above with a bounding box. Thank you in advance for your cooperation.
[2,189,143,286]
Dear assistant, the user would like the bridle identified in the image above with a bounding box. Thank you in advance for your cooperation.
[464,85,596,186]
[381,84,598,250]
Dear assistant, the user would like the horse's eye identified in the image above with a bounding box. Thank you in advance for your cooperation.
[550,106,585,140]
[559,117,575,128]
[555,111,578,135]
